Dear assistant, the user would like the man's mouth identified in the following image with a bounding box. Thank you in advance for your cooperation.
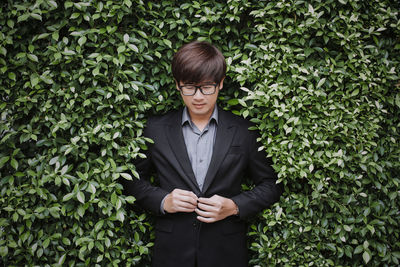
[193,103,205,108]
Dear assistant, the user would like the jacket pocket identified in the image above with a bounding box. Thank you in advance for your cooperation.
[155,218,174,233]
[221,217,246,235]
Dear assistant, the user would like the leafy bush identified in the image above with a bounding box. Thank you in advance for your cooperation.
[1,0,399,266]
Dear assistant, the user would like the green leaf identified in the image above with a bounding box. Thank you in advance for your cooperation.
[49,156,59,165]
[0,246,8,257]
[113,132,120,139]
[31,75,39,87]
[163,39,172,48]
[30,13,42,21]
[124,34,129,44]
[117,45,125,54]
[43,238,50,248]
[363,251,371,264]
[63,192,74,202]
[87,183,96,194]
[395,94,400,108]
[351,88,359,97]
[125,196,135,204]
[97,255,103,263]
[127,43,139,53]
[62,238,71,246]
[78,36,87,46]
[124,0,132,7]
[17,13,29,22]
[48,0,58,8]
[0,46,6,56]
[94,220,104,232]
[111,192,117,205]
[60,165,68,175]
[116,210,125,222]
[83,99,91,106]
[52,31,59,41]
[77,191,85,204]
[37,33,50,40]
[8,72,16,81]
[70,13,80,19]
[27,54,38,62]
[392,252,400,258]
[137,31,147,38]
[317,78,326,88]
[132,170,139,179]
[10,158,18,170]
[93,125,101,134]
[120,173,132,180]
[62,50,76,56]
[7,19,14,28]
[49,207,60,218]
[0,156,10,168]
[343,225,352,232]
[58,254,66,265]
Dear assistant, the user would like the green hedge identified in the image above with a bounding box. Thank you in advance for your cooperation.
[1,0,399,266]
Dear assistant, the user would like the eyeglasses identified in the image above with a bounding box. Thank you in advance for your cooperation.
[178,83,218,96]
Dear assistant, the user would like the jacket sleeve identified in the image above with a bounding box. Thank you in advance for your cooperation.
[231,130,283,219]
[121,121,169,215]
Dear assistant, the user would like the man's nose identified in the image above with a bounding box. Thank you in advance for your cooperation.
[193,88,204,100]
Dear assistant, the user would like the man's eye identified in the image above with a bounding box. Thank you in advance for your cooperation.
[202,85,214,90]
[182,86,195,90]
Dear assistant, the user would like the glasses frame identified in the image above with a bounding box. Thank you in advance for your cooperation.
[178,83,219,96]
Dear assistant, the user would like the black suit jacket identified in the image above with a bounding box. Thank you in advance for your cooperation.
[124,107,282,267]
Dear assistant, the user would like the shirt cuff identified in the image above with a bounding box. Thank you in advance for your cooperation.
[233,200,240,216]
[160,195,168,214]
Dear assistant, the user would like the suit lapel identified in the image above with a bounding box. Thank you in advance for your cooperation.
[202,108,236,193]
[165,110,200,192]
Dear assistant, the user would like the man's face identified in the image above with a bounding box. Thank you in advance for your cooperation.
[176,78,224,119]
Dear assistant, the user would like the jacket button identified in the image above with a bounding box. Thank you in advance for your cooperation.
[193,222,197,227]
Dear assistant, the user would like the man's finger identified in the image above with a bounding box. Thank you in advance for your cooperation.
[176,207,196,212]
[177,189,197,197]
[197,202,216,212]
[197,216,215,223]
[179,195,198,205]
[177,202,197,211]
[175,190,198,202]
[195,208,213,217]
[197,197,216,205]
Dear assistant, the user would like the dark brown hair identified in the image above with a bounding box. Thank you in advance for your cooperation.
[172,41,226,84]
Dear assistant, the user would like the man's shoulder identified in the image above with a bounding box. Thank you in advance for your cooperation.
[219,108,253,128]
[146,108,182,127]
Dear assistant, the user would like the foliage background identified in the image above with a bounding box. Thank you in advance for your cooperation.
[1,0,399,266]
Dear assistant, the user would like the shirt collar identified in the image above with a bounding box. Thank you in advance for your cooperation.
[182,105,219,126]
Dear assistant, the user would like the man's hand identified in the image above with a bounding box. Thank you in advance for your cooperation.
[163,189,198,213]
[195,195,238,223]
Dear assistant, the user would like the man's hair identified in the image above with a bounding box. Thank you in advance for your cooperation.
[172,41,226,84]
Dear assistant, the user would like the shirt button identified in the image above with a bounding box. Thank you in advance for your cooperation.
[199,159,203,163]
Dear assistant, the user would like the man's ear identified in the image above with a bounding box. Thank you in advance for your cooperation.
[175,79,180,91]
[219,76,225,90]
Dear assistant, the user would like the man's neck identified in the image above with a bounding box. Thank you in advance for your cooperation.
[188,106,215,132]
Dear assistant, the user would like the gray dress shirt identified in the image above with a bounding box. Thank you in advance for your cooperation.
[181,106,218,190]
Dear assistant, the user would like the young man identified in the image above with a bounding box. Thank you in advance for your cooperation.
[123,41,282,267]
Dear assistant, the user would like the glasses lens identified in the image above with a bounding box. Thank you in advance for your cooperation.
[181,85,196,95]
[200,84,216,95]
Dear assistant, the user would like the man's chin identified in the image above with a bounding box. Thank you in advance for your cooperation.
[189,108,211,117]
